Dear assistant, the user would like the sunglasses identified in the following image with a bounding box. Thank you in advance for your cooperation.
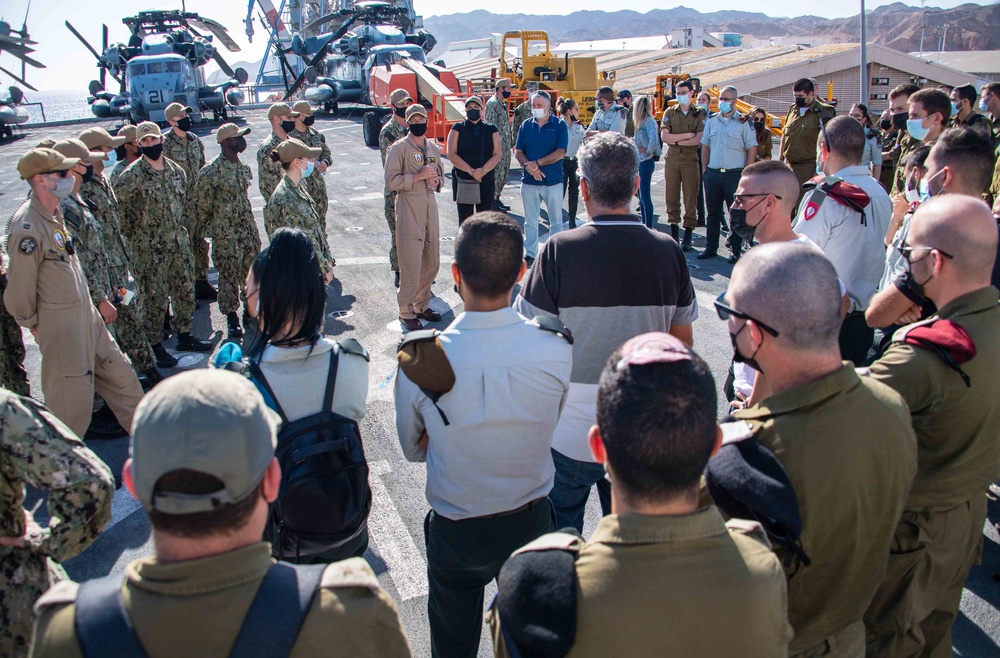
[714,292,780,337]
[899,243,954,264]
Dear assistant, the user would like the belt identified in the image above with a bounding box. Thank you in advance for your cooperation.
[708,167,743,173]
[563,156,578,162]
[480,497,546,520]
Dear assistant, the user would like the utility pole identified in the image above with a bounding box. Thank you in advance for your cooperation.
[860,0,868,106]
[918,0,926,58]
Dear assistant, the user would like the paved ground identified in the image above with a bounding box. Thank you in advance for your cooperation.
[2,108,998,657]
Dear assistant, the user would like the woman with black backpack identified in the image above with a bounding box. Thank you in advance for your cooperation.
[241,228,372,564]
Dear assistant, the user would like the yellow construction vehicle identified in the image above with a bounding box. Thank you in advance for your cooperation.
[498,30,613,125]
[654,77,784,138]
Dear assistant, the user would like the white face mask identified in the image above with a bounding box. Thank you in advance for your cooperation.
[532,108,548,120]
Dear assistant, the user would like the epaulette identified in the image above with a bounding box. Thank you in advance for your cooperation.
[34,580,79,614]
[719,419,755,446]
[800,175,870,225]
[337,337,369,362]
[725,518,772,548]
[494,531,583,658]
[319,557,381,593]
[892,318,976,387]
[530,316,573,344]
[397,329,456,425]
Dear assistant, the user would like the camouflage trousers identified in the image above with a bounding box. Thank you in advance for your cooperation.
[111,295,157,373]
[0,276,29,397]
[304,174,329,220]
[134,235,197,338]
[0,551,66,658]
[385,191,399,272]
[214,233,262,315]
[495,146,512,200]
[184,200,210,281]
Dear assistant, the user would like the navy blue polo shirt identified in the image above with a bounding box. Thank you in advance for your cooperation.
[515,113,569,186]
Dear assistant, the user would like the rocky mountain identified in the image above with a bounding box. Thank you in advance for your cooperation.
[423,2,1000,56]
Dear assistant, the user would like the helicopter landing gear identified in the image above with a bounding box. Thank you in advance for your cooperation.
[363,111,380,147]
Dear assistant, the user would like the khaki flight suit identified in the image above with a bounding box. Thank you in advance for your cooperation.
[864,287,1000,658]
[379,118,409,274]
[488,509,793,657]
[662,105,707,229]
[781,99,836,199]
[730,364,917,657]
[3,197,143,437]
[384,135,444,320]
[29,545,412,657]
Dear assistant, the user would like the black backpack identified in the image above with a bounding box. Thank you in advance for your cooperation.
[249,347,372,562]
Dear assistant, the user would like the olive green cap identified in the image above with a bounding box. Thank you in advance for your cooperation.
[17,147,79,180]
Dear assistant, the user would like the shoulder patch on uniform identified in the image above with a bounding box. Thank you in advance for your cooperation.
[33,580,79,614]
[512,531,583,557]
[719,420,754,446]
[18,237,37,254]
[52,229,67,251]
[337,337,369,361]
[530,316,574,344]
[320,557,380,593]
[725,518,773,548]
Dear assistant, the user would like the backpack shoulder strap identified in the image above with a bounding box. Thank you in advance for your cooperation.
[74,573,149,658]
[229,562,326,658]
[248,359,289,425]
[321,347,340,413]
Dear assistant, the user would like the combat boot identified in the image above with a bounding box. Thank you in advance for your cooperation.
[176,332,213,352]
[195,279,219,300]
[226,311,243,338]
[669,224,680,241]
[682,227,693,252]
[151,342,178,368]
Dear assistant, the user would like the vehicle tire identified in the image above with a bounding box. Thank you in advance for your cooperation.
[363,111,380,147]
[329,101,340,116]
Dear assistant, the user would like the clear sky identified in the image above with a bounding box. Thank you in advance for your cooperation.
[1,0,990,91]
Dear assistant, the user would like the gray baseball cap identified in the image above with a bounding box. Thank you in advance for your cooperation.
[130,369,280,515]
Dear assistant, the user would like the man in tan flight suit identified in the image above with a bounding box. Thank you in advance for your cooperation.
[28,369,413,658]
[489,332,792,658]
[3,148,143,437]
[384,103,446,332]
[779,77,836,200]
[864,197,1000,658]
[718,242,917,657]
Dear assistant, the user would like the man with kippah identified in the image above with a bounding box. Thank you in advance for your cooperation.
[29,369,413,658]
[162,102,215,301]
[257,102,300,204]
[196,123,261,339]
[3,147,144,437]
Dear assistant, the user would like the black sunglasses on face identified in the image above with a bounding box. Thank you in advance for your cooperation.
[714,292,780,337]
[899,243,954,264]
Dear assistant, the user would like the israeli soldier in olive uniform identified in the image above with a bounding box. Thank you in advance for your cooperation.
[779,78,836,199]
[717,243,916,658]
[115,122,212,354]
[380,89,411,284]
[257,102,300,205]
[4,148,145,438]
[290,101,332,219]
[0,388,114,658]
[196,124,261,339]
[53,138,159,383]
[264,139,335,277]
[107,125,139,186]
[485,79,513,211]
[489,333,792,658]
[78,127,165,373]
[28,370,413,658]
[863,198,1000,658]
[161,103,214,299]
[661,82,706,250]
[510,82,538,142]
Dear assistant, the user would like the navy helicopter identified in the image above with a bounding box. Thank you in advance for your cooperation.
[0,2,42,138]
[66,10,249,124]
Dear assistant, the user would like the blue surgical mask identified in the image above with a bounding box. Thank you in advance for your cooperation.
[980,98,990,112]
[950,102,958,117]
[676,94,690,107]
[718,100,732,114]
[104,149,118,166]
[918,178,931,203]
[906,117,930,142]
[302,161,315,177]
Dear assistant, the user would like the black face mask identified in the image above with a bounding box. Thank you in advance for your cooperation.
[394,105,407,118]
[730,197,767,243]
[753,119,765,129]
[892,111,908,130]
[176,116,192,132]
[141,142,163,161]
[466,109,481,122]
[880,118,893,131]
[794,96,808,108]
[730,324,763,373]
[227,136,248,153]
[501,89,511,99]
[303,115,316,126]
[81,163,94,184]
[408,122,427,137]
[114,145,127,161]
[280,120,296,134]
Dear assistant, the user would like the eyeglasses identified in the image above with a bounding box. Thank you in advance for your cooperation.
[731,193,779,208]
[42,170,70,178]
[899,243,954,264]
[714,292,780,337]
[720,97,736,103]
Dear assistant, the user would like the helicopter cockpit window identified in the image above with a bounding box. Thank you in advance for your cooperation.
[130,63,145,77]
[147,62,163,74]
[166,61,181,73]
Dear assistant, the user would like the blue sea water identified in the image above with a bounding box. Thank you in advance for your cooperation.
[16,89,95,123]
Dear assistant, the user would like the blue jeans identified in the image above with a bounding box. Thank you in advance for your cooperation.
[520,182,565,258]
[549,448,612,532]
[704,167,743,252]
[638,158,655,229]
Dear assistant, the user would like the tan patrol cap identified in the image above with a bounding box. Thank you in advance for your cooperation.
[118,124,138,144]
[136,121,162,141]
[79,127,126,150]
[267,102,300,120]
[291,101,315,116]
[216,123,252,144]
[35,138,56,149]
[390,89,412,106]
[164,102,194,122]
[18,147,80,180]
[274,137,322,163]
[405,104,427,120]
[495,78,512,89]
[465,95,483,108]
[52,138,105,163]
[130,369,280,515]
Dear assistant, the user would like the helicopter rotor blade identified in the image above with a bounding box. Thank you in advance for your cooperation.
[282,15,360,101]
[213,50,235,78]
[0,65,37,92]
[65,21,103,62]
[101,24,108,89]
[188,16,241,53]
